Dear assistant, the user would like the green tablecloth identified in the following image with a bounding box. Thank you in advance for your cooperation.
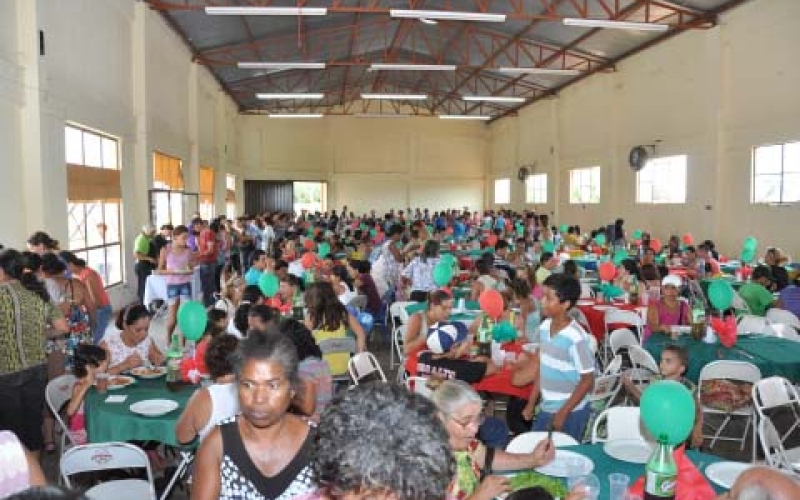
[544,444,727,499]
[453,287,472,301]
[645,333,800,383]
[85,377,198,447]
[700,278,743,297]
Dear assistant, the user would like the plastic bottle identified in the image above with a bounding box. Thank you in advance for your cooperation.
[166,333,183,383]
[644,442,677,500]
[691,297,706,340]
[629,276,640,305]
[477,315,493,357]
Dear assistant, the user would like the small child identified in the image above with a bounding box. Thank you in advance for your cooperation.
[622,344,704,448]
[65,345,108,445]
[524,274,595,442]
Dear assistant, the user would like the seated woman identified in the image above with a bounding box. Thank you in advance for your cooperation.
[101,305,164,375]
[470,257,498,301]
[431,380,562,500]
[329,265,357,306]
[645,275,689,341]
[175,334,240,444]
[278,319,333,423]
[192,332,316,500]
[304,282,366,377]
[613,259,640,292]
[640,263,662,291]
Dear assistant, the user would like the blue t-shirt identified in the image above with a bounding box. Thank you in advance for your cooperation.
[244,267,263,286]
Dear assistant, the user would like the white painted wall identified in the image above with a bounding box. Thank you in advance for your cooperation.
[489,0,800,257]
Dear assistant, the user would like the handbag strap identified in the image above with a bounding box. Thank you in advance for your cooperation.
[2,282,29,369]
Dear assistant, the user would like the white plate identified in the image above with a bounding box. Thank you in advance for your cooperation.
[705,461,753,489]
[107,375,135,390]
[129,399,179,417]
[535,450,594,478]
[577,300,594,306]
[603,439,655,464]
[130,366,167,379]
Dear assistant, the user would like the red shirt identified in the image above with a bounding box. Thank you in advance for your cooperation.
[197,229,218,264]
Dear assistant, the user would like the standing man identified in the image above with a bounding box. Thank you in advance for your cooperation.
[133,223,158,304]
[196,219,219,307]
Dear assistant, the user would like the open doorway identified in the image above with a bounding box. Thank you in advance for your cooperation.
[294,181,327,215]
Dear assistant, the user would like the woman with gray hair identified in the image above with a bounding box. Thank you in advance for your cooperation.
[191,330,316,500]
[432,380,556,500]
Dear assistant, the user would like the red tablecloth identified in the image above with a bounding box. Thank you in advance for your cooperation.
[577,299,642,341]
[405,342,532,400]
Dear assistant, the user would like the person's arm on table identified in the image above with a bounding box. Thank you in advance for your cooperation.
[149,341,165,366]
[191,427,223,500]
[484,437,556,471]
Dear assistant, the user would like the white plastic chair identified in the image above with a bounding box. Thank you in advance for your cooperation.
[602,309,644,365]
[404,376,433,399]
[580,283,595,299]
[507,431,579,453]
[591,406,648,443]
[46,374,78,456]
[389,301,416,369]
[698,360,761,462]
[737,314,772,335]
[758,416,800,472]
[348,351,387,385]
[61,442,156,500]
[772,323,800,342]
[766,309,800,331]
[318,337,358,385]
[609,328,640,356]
[626,345,660,388]
[752,376,800,440]
[393,324,408,382]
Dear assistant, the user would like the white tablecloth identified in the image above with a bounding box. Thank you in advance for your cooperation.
[143,271,203,305]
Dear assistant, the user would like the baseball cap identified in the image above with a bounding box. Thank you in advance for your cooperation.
[661,275,682,288]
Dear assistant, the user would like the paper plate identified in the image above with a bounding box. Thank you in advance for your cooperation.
[603,439,655,464]
[535,450,594,478]
[130,366,167,379]
[705,461,753,489]
[577,300,594,306]
[129,399,179,417]
[107,375,135,390]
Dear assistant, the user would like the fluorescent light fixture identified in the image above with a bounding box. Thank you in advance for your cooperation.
[562,18,669,31]
[238,62,326,70]
[439,115,491,121]
[256,93,324,100]
[419,18,438,25]
[390,9,506,23]
[462,95,525,103]
[268,113,324,118]
[360,93,428,100]
[206,6,327,16]
[496,67,582,76]
[369,63,457,71]
[355,113,412,118]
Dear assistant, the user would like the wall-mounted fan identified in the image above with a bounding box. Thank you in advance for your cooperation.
[628,143,659,172]
[517,166,530,181]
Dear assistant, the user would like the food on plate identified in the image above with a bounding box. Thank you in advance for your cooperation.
[508,471,568,498]
[131,366,166,377]
[109,376,133,386]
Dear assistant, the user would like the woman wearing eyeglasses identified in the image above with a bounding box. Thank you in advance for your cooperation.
[431,380,556,500]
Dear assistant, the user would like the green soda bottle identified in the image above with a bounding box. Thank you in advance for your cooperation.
[644,442,677,500]
[166,333,183,383]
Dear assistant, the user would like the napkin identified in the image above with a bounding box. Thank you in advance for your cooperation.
[628,446,716,500]
[710,315,737,348]
[105,395,127,403]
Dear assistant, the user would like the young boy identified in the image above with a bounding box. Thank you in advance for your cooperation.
[522,274,595,441]
[622,344,704,448]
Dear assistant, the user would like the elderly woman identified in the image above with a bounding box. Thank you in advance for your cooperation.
[298,383,454,500]
[100,305,164,375]
[645,275,689,341]
[192,331,316,500]
[432,380,555,500]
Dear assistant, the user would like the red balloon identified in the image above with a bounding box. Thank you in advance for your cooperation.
[301,252,316,269]
[194,340,209,374]
[487,234,498,247]
[682,233,693,245]
[598,261,617,282]
[445,227,454,235]
[479,289,504,319]
[651,238,662,253]
[303,239,315,251]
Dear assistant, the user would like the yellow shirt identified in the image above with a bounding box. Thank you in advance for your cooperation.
[313,324,349,376]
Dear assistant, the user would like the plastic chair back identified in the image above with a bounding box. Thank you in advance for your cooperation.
[348,352,387,385]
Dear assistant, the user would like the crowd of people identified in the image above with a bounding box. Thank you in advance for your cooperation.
[0,207,798,499]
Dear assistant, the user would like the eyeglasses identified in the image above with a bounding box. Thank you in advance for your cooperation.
[447,413,486,430]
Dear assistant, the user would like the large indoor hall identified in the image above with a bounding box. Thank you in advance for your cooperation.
[1,1,799,499]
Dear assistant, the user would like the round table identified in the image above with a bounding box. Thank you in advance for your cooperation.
[85,377,198,447]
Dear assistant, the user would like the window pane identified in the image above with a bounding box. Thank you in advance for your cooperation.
[226,202,237,220]
[65,127,83,164]
[754,145,782,175]
[85,202,104,247]
[68,203,86,250]
[105,244,122,286]
[104,203,120,244]
[86,247,106,283]
[784,142,800,173]
[782,173,800,202]
[83,133,102,168]
[226,174,236,190]
[753,174,782,203]
[494,178,510,205]
[170,193,184,226]
[102,137,118,169]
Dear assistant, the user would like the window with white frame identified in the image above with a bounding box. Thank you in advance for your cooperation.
[569,166,600,204]
[226,174,237,219]
[751,142,800,204]
[525,173,547,204]
[636,155,687,204]
[494,178,511,205]
[65,124,123,287]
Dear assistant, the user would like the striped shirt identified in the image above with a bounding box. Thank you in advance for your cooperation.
[539,318,595,412]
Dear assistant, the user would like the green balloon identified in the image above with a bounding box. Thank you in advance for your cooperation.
[440,254,456,267]
[632,229,643,239]
[177,301,207,341]
[318,242,331,258]
[427,225,434,234]
[258,272,280,298]
[306,226,315,237]
[641,380,696,445]
[743,237,758,252]
[741,247,756,264]
[492,321,518,343]
[432,262,453,287]
[708,280,734,310]
[559,224,569,233]
[359,223,367,231]
[613,249,628,266]
[594,233,607,246]
[542,241,555,253]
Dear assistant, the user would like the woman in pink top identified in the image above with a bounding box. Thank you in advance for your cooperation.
[158,225,195,337]
[61,251,113,344]
[645,274,689,341]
